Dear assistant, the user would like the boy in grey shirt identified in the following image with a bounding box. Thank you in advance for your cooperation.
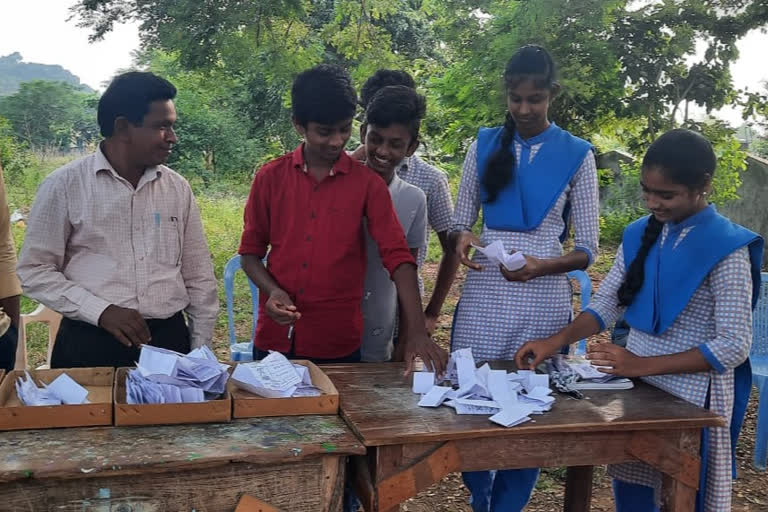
[360,85,428,362]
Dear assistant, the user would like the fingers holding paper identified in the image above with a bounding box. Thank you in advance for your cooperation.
[265,289,301,325]
[500,254,541,282]
[454,231,483,271]
[403,332,449,377]
[514,337,562,371]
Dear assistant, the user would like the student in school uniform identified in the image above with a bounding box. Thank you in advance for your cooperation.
[17,72,219,367]
[238,64,447,374]
[353,70,460,336]
[516,129,763,512]
[450,45,600,511]
[360,85,428,363]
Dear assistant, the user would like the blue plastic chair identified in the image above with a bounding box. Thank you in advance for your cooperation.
[223,254,260,362]
[567,270,592,355]
[751,272,768,470]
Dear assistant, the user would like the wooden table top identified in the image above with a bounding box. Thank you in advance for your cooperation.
[323,362,725,446]
[0,416,364,483]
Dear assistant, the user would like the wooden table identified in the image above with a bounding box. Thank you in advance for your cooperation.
[324,362,725,512]
[0,416,364,511]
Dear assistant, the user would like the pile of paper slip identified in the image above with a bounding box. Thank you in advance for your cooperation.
[230,351,323,398]
[16,371,89,406]
[548,354,633,390]
[472,240,526,271]
[126,345,230,404]
[412,348,554,428]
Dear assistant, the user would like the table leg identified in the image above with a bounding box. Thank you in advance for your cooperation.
[564,465,593,512]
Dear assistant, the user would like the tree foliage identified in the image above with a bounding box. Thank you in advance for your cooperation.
[56,0,768,180]
[0,81,99,153]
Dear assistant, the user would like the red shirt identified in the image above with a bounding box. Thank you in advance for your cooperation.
[239,145,416,358]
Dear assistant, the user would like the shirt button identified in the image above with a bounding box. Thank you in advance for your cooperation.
[311,212,316,219]
[298,288,304,295]
[302,262,308,268]
[139,256,144,261]
[306,235,312,241]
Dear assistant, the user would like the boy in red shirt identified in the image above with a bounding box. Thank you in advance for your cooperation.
[239,64,446,374]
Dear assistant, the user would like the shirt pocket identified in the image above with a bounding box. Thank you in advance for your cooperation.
[151,213,182,267]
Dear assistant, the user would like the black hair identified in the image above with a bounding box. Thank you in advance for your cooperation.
[365,85,426,143]
[291,64,357,126]
[481,45,557,203]
[98,71,177,138]
[360,70,416,109]
[617,129,717,307]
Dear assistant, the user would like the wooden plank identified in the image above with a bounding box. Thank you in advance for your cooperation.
[628,431,700,489]
[661,429,701,512]
[324,362,723,446]
[0,457,345,512]
[0,416,364,483]
[376,443,460,510]
[236,495,284,512]
[564,466,593,512]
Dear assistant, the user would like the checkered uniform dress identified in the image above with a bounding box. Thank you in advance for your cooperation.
[451,137,600,360]
[587,226,753,511]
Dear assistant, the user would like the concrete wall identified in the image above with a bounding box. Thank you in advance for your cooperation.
[720,154,768,267]
[597,150,768,266]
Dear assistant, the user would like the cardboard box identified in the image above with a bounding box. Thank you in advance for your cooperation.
[0,367,113,431]
[113,367,232,426]
[230,360,339,418]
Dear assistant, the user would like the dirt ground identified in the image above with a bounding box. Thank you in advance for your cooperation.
[398,263,768,512]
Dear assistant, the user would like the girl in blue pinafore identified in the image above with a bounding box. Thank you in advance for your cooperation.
[450,45,600,511]
[516,129,763,512]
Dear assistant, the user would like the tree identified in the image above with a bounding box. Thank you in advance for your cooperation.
[0,81,98,153]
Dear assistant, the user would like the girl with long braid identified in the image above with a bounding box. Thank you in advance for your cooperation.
[516,129,763,511]
[450,45,600,511]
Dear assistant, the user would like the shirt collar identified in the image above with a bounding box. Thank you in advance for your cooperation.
[94,142,163,181]
[514,122,558,148]
[291,143,352,176]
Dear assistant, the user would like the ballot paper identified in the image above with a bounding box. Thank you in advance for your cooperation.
[413,347,556,427]
[489,404,537,428]
[548,354,634,390]
[126,345,230,404]
[418,385,452,407]
[412,372,435,394]
[472,240,526,271]
[16,371,90,406]
[230,351,323,399]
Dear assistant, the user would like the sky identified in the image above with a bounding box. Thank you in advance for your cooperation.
[0,0,766,126]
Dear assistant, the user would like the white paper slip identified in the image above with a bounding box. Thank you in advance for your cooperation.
[526,386,552,400]
[572,378,634,390]
[455,402,499,415]
[524,373,549,392]
[251,352,303,390]
[180,386,205,403]
[418,386,452,407]
[471,240,526,271]
[489,405,535,427]
[293,385,323,397]
[230,364,298,398]
[44,373,89,405]
[456,398,501,409]
[412,372,436,394]
[487,370,511,403]
[138,346,181,377]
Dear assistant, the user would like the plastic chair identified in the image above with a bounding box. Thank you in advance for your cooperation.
[224,254,260,362]
[567,270,592,356]
[15,304,62,370]
[751,272,768,470]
